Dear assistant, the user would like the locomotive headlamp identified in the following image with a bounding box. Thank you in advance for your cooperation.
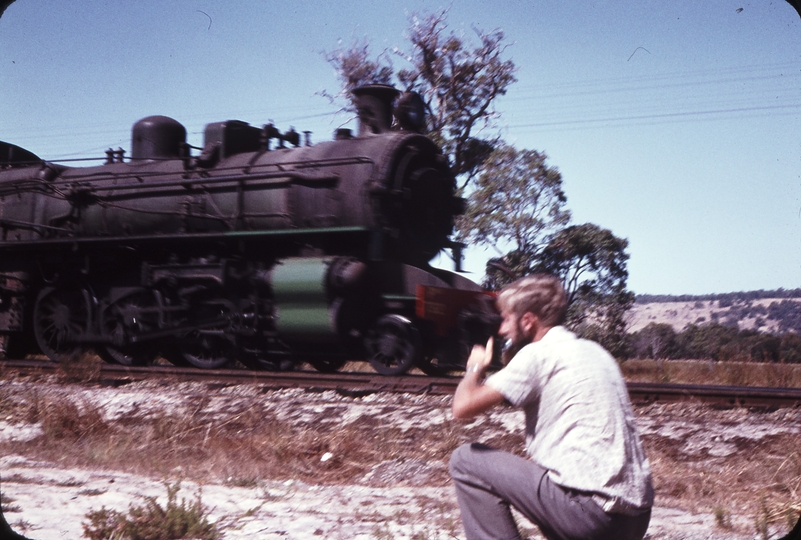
[394,92,427,133]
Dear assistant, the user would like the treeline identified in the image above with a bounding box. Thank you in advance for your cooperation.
[627,291,801,361]
[627,322,801,363]
[635,289,801,304]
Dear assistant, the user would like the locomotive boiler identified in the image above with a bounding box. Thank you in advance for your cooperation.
[0,85,496,375]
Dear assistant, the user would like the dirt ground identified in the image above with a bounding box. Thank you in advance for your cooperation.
[0,372,799,539]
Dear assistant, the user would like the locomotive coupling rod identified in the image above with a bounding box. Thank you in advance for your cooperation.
[68,318,231,346]
[127,318,232,344]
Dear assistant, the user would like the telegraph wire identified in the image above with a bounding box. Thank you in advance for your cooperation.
[4,61,799,158]
[507,103,801,132]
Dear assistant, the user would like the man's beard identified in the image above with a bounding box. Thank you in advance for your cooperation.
[501,321,530,364]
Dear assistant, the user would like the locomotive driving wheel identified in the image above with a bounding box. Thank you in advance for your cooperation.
[179,332,235,369]
[364,314,421,376]
[417,334,468,376]
[33,286,91,362]
[416,352,453,376]
[177,299,237,369]
[98,288,161,366]
[309,357,347,373]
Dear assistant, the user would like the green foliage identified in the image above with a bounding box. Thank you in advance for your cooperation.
[535,224,631,307]
[629,321,801,363]
[630,323,679,360]
[675,323,740,360]
[464,186,633,356]
[324,8,517,183]
[475,222,635,357]
[456,144,570,281]
[322,39,394,100]
[634,294,801,350]
[768,300,801,335]
[719,330,780,363]
[780,333,801,364]
[82,481,219,540]
[532,224,634,357]
[397,11,517,182]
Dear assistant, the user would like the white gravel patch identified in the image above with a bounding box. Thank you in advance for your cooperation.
[1,377,799,539]
[0,422,42,444]
[2,456,763,540]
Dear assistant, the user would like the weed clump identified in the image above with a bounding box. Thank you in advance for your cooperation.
[713,506,732,529]
[56,353,102,383]
[40,396,108,440]
[82,481,219,540]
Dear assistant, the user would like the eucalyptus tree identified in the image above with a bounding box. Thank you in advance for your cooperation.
[324,9,516,184]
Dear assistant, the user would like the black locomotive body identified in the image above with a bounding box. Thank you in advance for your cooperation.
[0,86,495,375]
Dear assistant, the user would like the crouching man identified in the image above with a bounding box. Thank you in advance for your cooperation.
[450,274,653,540]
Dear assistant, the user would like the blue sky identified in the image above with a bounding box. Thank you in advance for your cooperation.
[1,0,799,295]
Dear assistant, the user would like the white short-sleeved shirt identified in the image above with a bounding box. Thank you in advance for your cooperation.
[486,326,654,513]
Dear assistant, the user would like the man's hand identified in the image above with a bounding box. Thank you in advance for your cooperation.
[465,337,494,375]
[452,337,505,420]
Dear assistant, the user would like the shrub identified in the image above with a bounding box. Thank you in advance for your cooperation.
[82,481,219,540]
[780,333,801,364]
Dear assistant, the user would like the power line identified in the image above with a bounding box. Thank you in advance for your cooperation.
[507,103,801,131]
[4,62,799,156]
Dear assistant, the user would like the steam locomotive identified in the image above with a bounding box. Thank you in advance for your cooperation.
[0,85,496,375]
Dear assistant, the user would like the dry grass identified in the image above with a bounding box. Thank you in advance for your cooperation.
[2,364,800,538]
[648,436,801,511]
[1,492,22,514]
[640,403,801,537]
[621,358,801,387]
[0,385,505,488]
[4,389,796,537]
[55,353,104,384]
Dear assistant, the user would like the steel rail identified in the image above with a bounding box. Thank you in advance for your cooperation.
[1,359,800,407]
[626,381,801,408]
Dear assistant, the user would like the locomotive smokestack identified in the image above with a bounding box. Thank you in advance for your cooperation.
[352,85,399,137]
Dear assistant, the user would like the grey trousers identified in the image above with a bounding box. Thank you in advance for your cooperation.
[449,443,651,540]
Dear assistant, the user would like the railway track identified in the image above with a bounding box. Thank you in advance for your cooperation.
[2,359,800,408]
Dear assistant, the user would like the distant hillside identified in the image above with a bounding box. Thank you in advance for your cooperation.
[628,290,801,335]
[635,289,801,304]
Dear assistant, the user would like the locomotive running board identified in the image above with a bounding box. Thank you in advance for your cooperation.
[0,226,373,250]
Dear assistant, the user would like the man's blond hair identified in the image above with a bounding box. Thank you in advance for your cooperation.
[496,274,568,327]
